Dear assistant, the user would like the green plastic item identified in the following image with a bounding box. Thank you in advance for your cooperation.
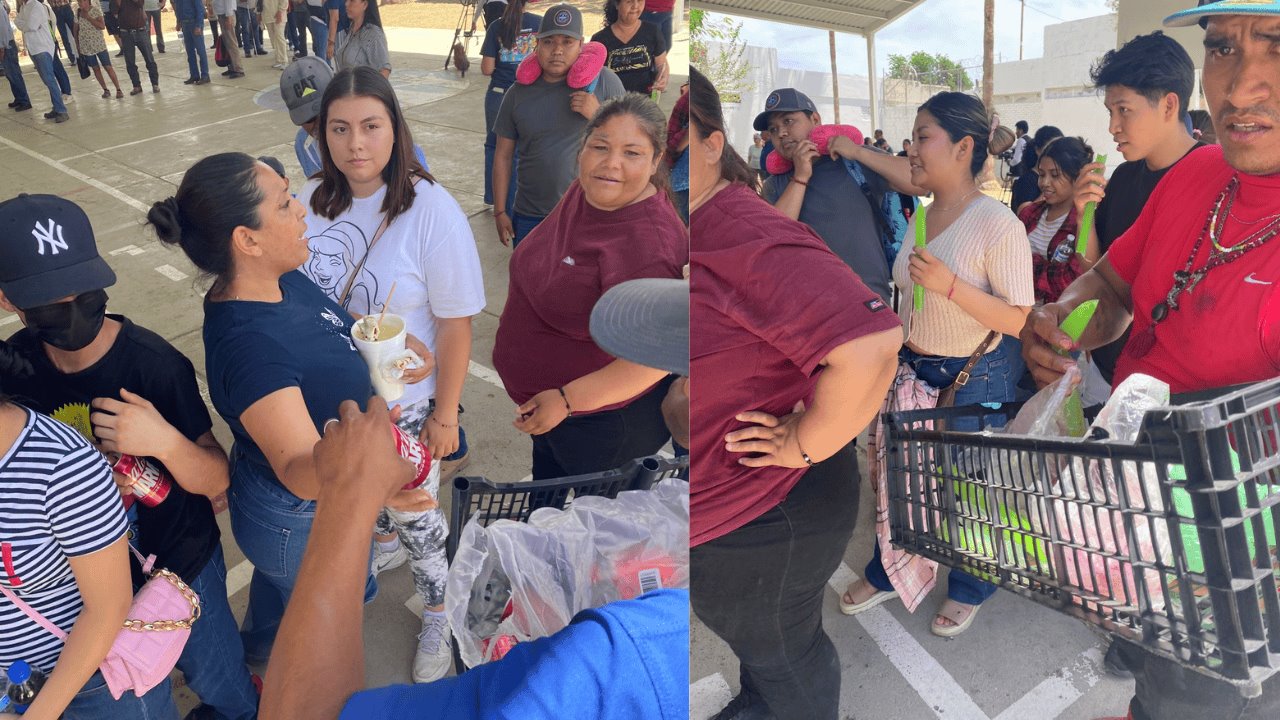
[935,467,1052,580]
[913,206,927,311]
[1076,154,1106,256]
[1168,449,1277,576]
[1056,300,1098,437]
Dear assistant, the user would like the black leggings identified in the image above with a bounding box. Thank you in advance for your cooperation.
[530,376,674,480]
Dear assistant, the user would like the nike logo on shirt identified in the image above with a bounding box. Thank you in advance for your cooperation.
[1245,273,1274,286]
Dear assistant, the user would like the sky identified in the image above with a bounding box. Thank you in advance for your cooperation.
[710,0,1116,79]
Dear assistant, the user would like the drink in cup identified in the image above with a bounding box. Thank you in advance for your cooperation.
[111,453,173,507]
[351,313,408,401]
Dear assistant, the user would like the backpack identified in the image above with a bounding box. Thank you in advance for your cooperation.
[843,159,908,269]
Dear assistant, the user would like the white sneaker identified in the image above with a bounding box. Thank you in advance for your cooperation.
[371,543,408,577]
[63,93,74,104]
[412,613,452,683]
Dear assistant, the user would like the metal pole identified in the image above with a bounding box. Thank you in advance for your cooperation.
[830,31,841,123]
[1019,0,1025,61]
[867,33,878,134]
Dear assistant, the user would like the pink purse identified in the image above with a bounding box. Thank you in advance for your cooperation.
[0,546,201,700]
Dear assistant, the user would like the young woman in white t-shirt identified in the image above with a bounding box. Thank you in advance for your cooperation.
[832,92,1035,639]
[299,66,485,684]
[0,343,179,719]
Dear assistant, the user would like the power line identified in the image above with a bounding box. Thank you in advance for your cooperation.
[1021,0,1065,22]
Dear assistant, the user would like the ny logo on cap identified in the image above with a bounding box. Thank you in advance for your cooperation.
[554,9,572,25]
[765,92,780,109]
[33,219,69,256]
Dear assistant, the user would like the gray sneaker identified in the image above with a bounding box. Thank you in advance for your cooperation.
[412,613,453,683]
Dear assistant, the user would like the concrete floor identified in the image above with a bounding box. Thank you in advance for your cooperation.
[0,23,688,712]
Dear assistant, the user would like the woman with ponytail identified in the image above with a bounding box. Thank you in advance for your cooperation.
[688,65,903,720]
[836,91,1035,638]
[479,0,540,209]
[591,0,667,95]
[148,153,435,669]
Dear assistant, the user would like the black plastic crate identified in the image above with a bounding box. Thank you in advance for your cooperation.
[444,454,689,673]
[884,379,1280,696]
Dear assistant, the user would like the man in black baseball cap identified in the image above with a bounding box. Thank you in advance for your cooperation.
[755,87,902,306]
[0,193,260,720]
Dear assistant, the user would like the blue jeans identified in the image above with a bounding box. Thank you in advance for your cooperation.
[53,4,77,62]
[175,544,259,720]
[3,40,29,105]
[639,10,672,52]
[30,52,67,114]
[182,21,210,79]
[146,9,165,51]
[483,84,518,209]
[236,7,262,54]
[228,450,377,663]
[306,8,327,58]
[60,671,178,719]
[864,340,1019,606]
[511,212,545,248]
[119,27,159,88]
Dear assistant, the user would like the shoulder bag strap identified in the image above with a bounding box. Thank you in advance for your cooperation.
[337,212,392,308]
[0,583,69,641]
[952,331,1000,390]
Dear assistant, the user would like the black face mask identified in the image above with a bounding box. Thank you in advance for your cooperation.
[22,290,109,351]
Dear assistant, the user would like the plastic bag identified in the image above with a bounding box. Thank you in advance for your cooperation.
[445,480,689,667]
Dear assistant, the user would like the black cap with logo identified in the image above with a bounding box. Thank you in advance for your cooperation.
[0,194,116,309]
[537,4,584,40]
[753,88,819,131]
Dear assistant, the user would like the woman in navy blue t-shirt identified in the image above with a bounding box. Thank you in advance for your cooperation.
[479,0,540,209]
[147,152,434,665]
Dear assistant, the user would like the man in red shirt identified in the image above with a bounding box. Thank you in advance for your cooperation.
[1022,1,1280,717]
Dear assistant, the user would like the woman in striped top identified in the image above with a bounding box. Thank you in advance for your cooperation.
[834,92,1034,638]
[0,342,179,719]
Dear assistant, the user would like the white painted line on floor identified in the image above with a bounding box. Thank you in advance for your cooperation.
[90,109,274,154]
[0,133,150,213]
[467,360,504,390]
[110,244,146,256]
[993,647,1104,720]
[689,672,733,720]
[227,558,254,597]
[828,563,988,720]
[155,264,189,281]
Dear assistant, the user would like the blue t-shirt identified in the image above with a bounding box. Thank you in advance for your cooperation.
[294,128,431,179]
[324,0,349,33]
[340,589,690,720]
[202,270,371,488]
[479,12,541,90]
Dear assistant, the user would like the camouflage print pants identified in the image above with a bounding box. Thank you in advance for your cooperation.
[375,402,449,608]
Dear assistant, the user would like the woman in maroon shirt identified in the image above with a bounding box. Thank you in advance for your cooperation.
[492,94,686,479]
[688,67,902,720]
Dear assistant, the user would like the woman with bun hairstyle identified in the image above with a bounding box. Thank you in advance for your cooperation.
[1017,135,1099,304]
[0,341,180,719]
[835,91,1034,638]
[147,153,437,666]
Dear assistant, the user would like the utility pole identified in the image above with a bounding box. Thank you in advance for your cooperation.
[983,0,994,109]
[1019,0,1025,60]
[830,31,840,123]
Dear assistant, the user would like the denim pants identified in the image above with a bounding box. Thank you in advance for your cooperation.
[289,7,309,54]
[639,10,672,52]
[530,376,674,481]
[228,450,377,663]
[306,6,327,57]
[691,444,860,720]
[54,4,78,61]
[510,211,545,248]
[119,27,160,88]
[236,7,262,54]
[60,671,178,719]
[146,8,165,51]
[864,341,1018,606]
[1117,639,1280,720]
[3,40,29,105]
[30,52,67,113]
[483,84,517,209]
[175,544,260,720]
[182,21,210,79]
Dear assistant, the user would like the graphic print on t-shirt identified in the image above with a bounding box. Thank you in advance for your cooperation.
[320,307,358,351]
[606,43,653,74]
[303,220,382,312]
[498,30,536,64]
[50,402,93,444]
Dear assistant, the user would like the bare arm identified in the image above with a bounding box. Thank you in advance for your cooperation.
[22,538,133,720]
[829,136,927,196]
[770,139,819,221]
[493,135,516,244]
[513,359,668,436]
[90,389,230,498]
[726,328,902,467]
[240,387,323,499]
[651,52,668,91]
[422,315,472,459]
[481,55,495,75]
[1020,257,1133,386]
[261,399,412,720]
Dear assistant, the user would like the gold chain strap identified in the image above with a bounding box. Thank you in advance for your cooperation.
[120,569,203,632]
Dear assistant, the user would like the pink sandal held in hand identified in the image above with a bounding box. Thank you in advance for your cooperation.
[765,124,865,176]
[515,41,608,92]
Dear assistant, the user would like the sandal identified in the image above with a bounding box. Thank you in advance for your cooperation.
[838,579,899,615]
[101,90,110,98]
[116,89,123,99]
[931,599,980,638]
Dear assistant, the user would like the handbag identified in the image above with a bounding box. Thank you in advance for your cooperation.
[935,330,1000,410]
[214,38,229,67]
[0,545,201,701]
[76,54,90,79]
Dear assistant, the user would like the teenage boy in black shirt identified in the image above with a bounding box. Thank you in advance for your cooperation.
[0,194,259,720]
[1075,31,1204,388]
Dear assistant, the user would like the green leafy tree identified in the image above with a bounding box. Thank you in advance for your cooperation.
[887,51,975,91]
[690,9,750,103]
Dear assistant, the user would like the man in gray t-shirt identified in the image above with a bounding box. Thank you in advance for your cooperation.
[492,3,625,247]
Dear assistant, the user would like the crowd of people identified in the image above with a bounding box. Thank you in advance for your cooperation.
[692,1,1280,719]
[0,1,690,717]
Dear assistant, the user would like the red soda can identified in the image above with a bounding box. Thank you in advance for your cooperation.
[112,454,172,507]
[390,423,433,491]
